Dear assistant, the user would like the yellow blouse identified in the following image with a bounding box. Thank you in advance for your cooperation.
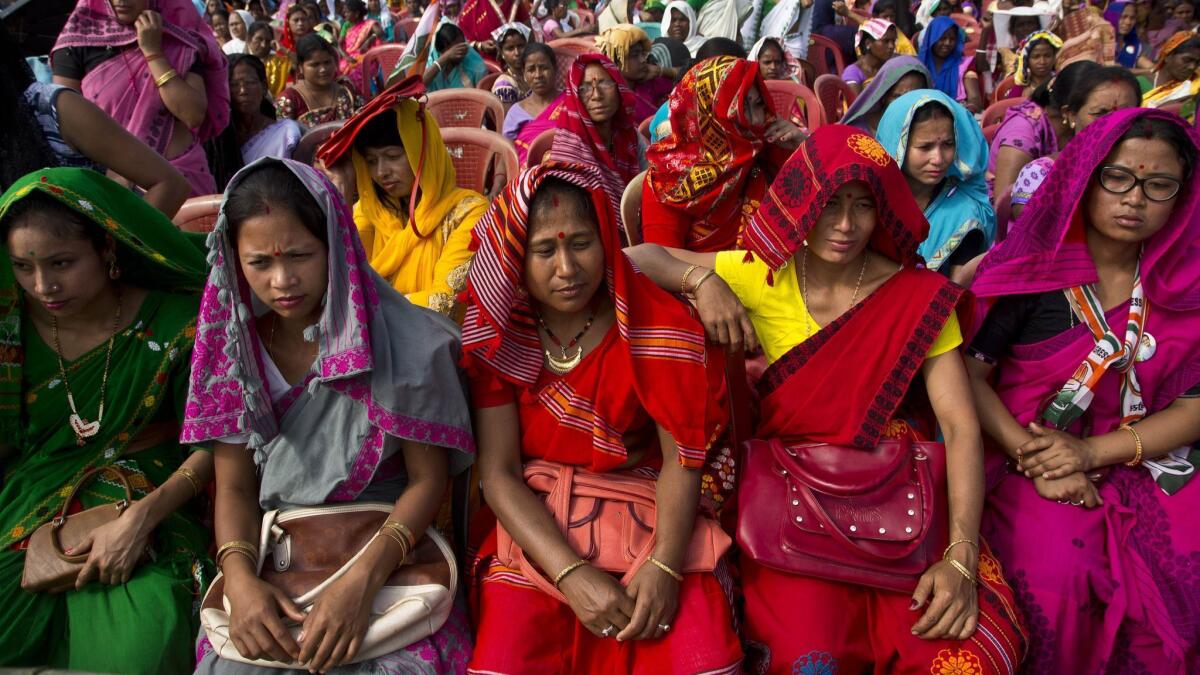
[714,252,962,364]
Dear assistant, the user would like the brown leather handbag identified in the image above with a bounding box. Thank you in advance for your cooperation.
[496,460,732,602]
[736,437,948,593]
[21,465,143,593]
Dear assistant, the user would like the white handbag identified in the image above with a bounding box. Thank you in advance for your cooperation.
[200,502,457,668]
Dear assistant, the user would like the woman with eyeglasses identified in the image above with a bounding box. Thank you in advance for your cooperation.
[967,109,1200,674]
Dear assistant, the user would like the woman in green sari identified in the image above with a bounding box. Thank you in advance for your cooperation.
[0,167,213,674]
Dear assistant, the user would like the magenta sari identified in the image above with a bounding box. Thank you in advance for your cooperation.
[340,19,382,92]
[511,93,566,162]
[971,109,1200,674]
[53,0,229,196]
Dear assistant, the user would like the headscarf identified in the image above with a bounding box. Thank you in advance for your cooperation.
[840,55,932,131]
[1104,1,1142,67]
[993,4,1055,49]
[426,18,489,90]
[1154,29,1199,72]
[317,78,489,290]
[222,9,254,54]
[857,17,896,55]
[742,123,929,272]
[1010,155,1053,206]
[661,1,706,54]
[915,0,944,31]
[877,89,995,270]
[650,36,692,70]
[53,0,230,148]
[458,0,528,41]
[1013,30,1063,85]
[461,162,725,468]
[919,16,966,100]
[490,21,531,44]
[0,168,208,441]
[180,158,473,478]
[596,24,654,70]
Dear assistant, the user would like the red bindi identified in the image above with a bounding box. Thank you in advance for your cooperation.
[272,248,282,257]
[557,232,565,239]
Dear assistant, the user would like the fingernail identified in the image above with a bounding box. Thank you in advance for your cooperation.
[911,629,919,635]
[909,600,919,610]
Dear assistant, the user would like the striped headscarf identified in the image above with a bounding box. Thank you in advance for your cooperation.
[1014,30,1063,86]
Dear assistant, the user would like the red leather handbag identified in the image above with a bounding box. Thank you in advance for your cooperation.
[736,437,948,593]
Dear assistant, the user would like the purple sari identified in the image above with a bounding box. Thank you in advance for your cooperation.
[971,109,1200,674]
[53,0,230,196]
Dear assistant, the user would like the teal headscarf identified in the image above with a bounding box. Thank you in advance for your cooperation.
[876,88,995,271]
[426,18,489,91]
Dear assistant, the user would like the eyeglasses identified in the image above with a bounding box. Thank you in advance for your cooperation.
[1097,165,1183,202]
[578,80,618,98]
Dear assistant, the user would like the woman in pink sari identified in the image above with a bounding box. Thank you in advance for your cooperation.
[52,0,230,196]
[967,108,1200,674]
[340,0,384,92]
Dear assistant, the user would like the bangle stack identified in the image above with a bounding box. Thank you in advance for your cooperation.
[216,539,258,569]
[1120,424,1143,466]
[686,269,717,298]
[171,466,201,497]
[942,539,978,585]
[680,264,699,295]
[154,68,178,88]
[646,556,683,582]
[378,520,417,559]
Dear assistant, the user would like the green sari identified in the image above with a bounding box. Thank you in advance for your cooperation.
[0,168,210,674]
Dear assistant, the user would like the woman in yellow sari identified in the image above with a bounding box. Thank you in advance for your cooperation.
[319,84,489,316]
[1143,30,1200,122]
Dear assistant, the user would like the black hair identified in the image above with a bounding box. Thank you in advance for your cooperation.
[434,22,466,53]
[499,27,528,45]
[1065,65,1141,113]
[287,3,310,19]
[545,0,563,10]
[295,33,338,64]
[0,191,107,253]
[695,37,747,60]
[0,24,60,192]
[1029,59,1099,110]
[223,163,329,245]
[911,99,954,126]
[1115,114,1197,179]
[345,0,367,14]
[1170,36,1200,55]
[248,20,274,38]
[528,178,598,232]
[757,38,786,60]
[522,42,557,69]
[353,112,405,152]
[229,54,277,119]
[211,9,230,21]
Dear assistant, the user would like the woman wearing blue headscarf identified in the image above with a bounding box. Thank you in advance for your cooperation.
[918,16,983,113]
[877,88,995,282]
[425,19,489,91]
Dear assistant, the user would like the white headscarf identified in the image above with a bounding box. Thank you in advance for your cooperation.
[993,3,1056,49]
[491,21,532,43]
[662,1,706,54]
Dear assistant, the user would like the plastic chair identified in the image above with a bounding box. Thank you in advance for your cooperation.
[952,13,981,57]
[813,74,857,126]
[981,97,1023,128]
[637,116,652,142]
[794,58,817,87]
[426,88,506,131]
[807,34,846,77]
[359,44,407,100]
[982,122,1000,145]
[477,71,502,92]
[524,128,557,167]
[991,74,1021,104]
[397,17,419,39]
[173,194,223,233]
[483,58,503,74]
[292,121,344,165]
[439,127,520,196]
[765,79,823,129]
[621,171,646,245]
[550,37,598,89]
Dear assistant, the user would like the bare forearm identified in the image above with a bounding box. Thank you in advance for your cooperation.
[213,446,265,582]
[145,56,208,129]
[942,422,985,559]
[967,361,1032,459]
[623,244,716,293]
[485,470,585,577]
[125,450,212,529]
[1087,398,1200,468]
[651,458,701,572]
[358,446,449,588]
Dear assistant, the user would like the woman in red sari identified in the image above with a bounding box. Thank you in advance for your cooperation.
[463,162,741,673]
[641,56,802,251]
[627,125,1027,674]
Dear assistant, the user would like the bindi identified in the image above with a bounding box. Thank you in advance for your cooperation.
[272,248,282,257]
[557,232,565,239]
[27,250,35,257]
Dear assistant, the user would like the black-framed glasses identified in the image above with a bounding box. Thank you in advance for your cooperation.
[578,80,618,98]
[1097,165,1183,202]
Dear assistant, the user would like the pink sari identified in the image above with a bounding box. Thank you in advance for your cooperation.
[512,93,566,162]
[53,0,229,196]
[340,19,382,92]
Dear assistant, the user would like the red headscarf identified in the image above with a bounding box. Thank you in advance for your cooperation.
[551,53,642,186]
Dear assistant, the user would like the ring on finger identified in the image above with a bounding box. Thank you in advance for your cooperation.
[658,623,671,632]
[1071,499,1085,506]
[600,625,615,638]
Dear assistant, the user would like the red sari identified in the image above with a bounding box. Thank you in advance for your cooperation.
[462,163,740,673]
[736,125,1028,675]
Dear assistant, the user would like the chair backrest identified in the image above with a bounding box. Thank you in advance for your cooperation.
[991,74,1020,104]
[477,71,502,92]
[621,170,646,245]
[981,97,1023,128]
[794,58,817,87]
[397,17,419,39]
[483,58,503,74]
[426,88,506,131]
[172,194,223,233]
[637,116,652,142]
[524,128,557,168]
[813,74,856,126]
[359,44,407,100]
[292,121,344,165]
[807,34,846,77]
[951,13,981,57]
[765,79,823,129]
[982,122,1000,145]
[439,127,520,196]
[550,37,598,89]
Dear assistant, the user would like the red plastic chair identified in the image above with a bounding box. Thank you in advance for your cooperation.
[359,44,407,100]
[991,74,1021,104]
[981,97,1023,128]
[439,127,520,197]
[550,37,598,89]
[173,194,223,233]
[952,13,982,57]
[477,71,502,92]
[426,89,506,131]
[813,74,857,126]
[292,121,344,165]
[807,34,846,77]
[982,122,1000,145]
[524,128,557,167]
[397,18,420,39]
[765,79,823,129]
[794,58,817,87]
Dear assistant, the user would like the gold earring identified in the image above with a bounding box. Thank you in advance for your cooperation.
[108,259,121,280]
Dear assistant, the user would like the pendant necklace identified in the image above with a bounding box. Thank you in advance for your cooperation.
[52,289,123,446]
[801,247,868,340]
[537,306,597,375]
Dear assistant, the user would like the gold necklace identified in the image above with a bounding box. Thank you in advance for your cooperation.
[52,289,123,446]
[800,247,868,340]
[537,306,597,375]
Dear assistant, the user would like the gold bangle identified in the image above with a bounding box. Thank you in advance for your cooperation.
[946,558,976,585]
[553,559,588,588]
[1120,424,1143,466]
[154,68,178,88]
[942,538,978,560]
[377,527,411,558]
[216,540,258,567]
[680,264,699,294]
[646,556,684,582]
[382,521,416,549]
[171,467,202,497]
[688,269,717,298]
[218,546,257,569]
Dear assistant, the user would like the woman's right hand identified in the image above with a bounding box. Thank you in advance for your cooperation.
[225,573,306,663]
[558,564,636,639]
[692,274,759,353]
[440,42,470,67]
[1032,473,1103,508]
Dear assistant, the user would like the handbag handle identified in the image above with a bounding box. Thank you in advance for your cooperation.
[50,465,134,564]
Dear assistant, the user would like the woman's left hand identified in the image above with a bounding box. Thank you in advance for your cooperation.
[910,559,979,641]
[135,11,165,55]
[71,504,153,588]
[1017,422,1096,479]
[765,119,806,150]
[615,560,681,641]
[298,570,374,672]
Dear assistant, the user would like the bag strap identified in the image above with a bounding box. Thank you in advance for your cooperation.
[725,350,753,452]
[50,465,134,563]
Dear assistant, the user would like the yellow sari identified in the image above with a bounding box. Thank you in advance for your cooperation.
[264,53,292,98]
[352,99,489,315]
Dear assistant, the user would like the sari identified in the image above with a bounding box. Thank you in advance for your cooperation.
[185,158,474,674]
[920,16,973,102]
[318,83,490,316]
[275,80,362,126]
[508,93,567,159]
[462,162,740,673]
[731,125,1027,675]
[489,23,532,106]
[661,1,707,55]
[969,108,1200,675]
[426,22,490,91]
[643,56,778,252]
[742,0,814,60]
[1106,1,1145,68]
[0,168,210,674]
[52,0,229,196]
[840,55,932,134]
[340,18,383,91]
[985,99,1058,193]
[877,89,996,272]
[458,0,528,42]
[1143,31,1200,122]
